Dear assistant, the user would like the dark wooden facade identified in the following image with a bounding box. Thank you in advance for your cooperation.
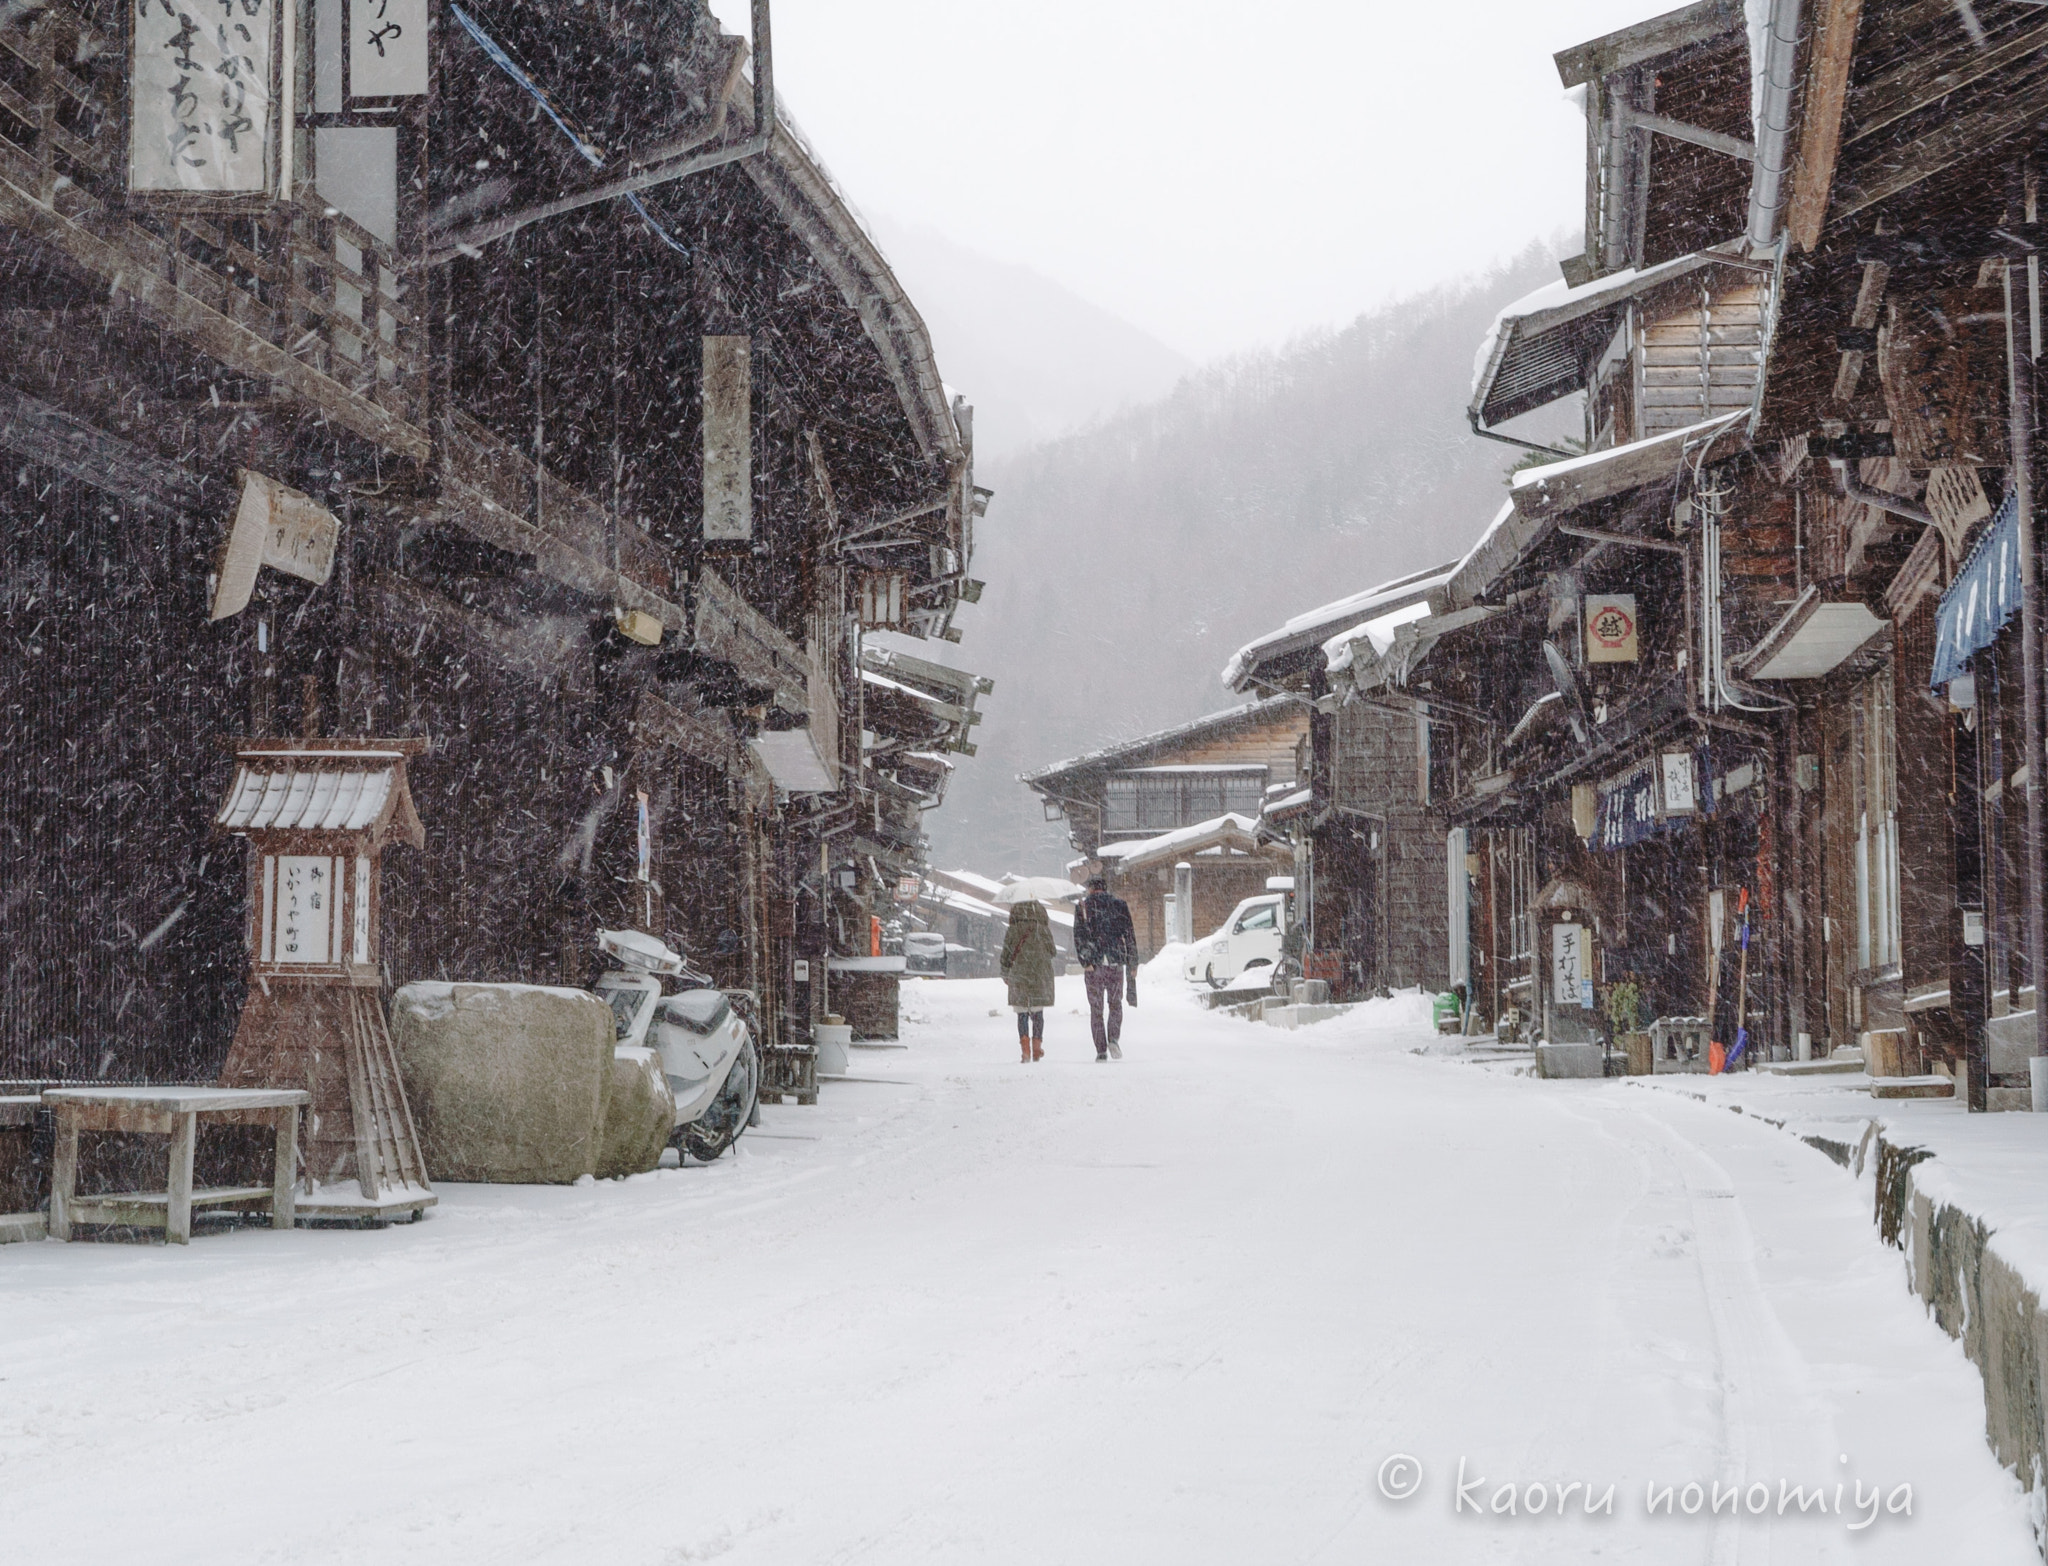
[0,0,987,1087]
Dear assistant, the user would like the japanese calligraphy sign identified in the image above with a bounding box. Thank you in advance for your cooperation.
[350,0,427,97]
[273,855,336,964]
[1552,921,1593,1011]
[131,0,277,193]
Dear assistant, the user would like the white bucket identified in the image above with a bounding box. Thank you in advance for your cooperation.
[815,1022,852,1076]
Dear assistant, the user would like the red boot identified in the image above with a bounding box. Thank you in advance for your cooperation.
[1031,1038,1044,1061]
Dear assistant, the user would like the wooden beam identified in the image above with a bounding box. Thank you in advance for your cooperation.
[1847,14,2048,146]
[1554,0,1744,87]
[1835,60,2048,217]
[1789,0,1866,252]
[1834,260,1890,399]
[0,173,432,463]
[0,382,208,510]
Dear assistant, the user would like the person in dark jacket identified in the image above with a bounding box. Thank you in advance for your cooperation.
[1072,875,1136,1060]
[1000,898,1057,1062]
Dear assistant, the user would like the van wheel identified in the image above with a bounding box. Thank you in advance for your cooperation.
[1205,964,1226,990]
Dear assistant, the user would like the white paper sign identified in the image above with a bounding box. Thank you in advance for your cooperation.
[131,0,276,193]
[1660,751,1698,815]
[350,0,427,96]
[1552,922,1587,1011]
[275,855,335,964]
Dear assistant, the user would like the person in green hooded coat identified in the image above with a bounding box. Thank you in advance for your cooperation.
[999,898,1057,1062]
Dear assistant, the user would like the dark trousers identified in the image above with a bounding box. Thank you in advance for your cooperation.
[1085,965,1124,1052]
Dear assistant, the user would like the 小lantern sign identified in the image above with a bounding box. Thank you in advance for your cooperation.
[1585,593,1639,664]
[215,738,434,1219]
[131,0,279,194]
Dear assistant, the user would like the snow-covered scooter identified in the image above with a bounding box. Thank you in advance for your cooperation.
[591,928,761,1162]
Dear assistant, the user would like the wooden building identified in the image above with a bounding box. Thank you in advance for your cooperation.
[1226,568,1459,998]
[0,0,988,1098]
[1022,699,1304,958]
[1347,0,2048,1104]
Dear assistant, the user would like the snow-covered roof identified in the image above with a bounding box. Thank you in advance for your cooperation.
[1022,695,1306,786]
[1321,599,1433,674]
[1096,813,1265,870]
[1469,249,1734,429]
[216,750,423,846]
[936,867,1006,898]
[1446,412,1747,607]
[1222,563,1457,691]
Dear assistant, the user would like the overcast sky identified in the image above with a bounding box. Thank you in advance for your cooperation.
[709,0,1665,361]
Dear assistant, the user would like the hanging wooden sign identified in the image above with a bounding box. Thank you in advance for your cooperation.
[211,471,341,620]
[131,0,279,194]
[702,336,753,542]
[349,0,428,97]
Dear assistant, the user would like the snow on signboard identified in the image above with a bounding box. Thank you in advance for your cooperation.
[131,0,278,194]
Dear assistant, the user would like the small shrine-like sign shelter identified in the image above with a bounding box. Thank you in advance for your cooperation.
[214,738,435,1222]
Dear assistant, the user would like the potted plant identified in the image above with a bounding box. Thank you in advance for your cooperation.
[1605,979,1652,1075]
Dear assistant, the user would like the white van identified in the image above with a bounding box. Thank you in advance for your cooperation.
[1184,894,1286,988]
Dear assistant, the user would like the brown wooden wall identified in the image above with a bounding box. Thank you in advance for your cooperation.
[1328,701,1447,991]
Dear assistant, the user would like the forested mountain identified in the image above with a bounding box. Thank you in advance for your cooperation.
[927,240,1578,875]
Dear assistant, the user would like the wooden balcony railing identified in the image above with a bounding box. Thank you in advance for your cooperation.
[0,0,429,460]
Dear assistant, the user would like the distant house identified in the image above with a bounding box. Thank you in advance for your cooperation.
[1022,699,1306,958]
[1226,566,1459,999]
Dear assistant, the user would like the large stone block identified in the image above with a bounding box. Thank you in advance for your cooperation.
[1536,1042,1605,1079]
[597,1046,676,1180]
[392,982,618,1183]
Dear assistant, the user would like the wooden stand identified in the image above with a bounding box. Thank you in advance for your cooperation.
[213,739,436,1222]
[44,1087,308,1244]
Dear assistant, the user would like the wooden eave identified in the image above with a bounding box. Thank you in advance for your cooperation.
[1555,0,1746,87]
[1824,0,2048,224]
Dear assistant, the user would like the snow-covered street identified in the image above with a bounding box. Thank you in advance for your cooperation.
[2,969,2037,1564]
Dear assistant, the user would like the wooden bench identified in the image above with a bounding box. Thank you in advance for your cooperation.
[44,1086,310,1245]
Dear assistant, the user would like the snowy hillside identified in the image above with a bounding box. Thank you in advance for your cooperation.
[874,218,1195,460]
[934,242,1582,874]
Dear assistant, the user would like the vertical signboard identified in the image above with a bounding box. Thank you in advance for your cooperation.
[702,336,753,542]
[275,855,335,964]
[349,0,428,96]
[132,0,278,193]
[1552,921,1592,1011]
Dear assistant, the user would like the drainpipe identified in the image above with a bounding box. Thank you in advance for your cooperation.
[1745,0,1803,255]
[2004,191,2048,1071]
[434,0,776,261]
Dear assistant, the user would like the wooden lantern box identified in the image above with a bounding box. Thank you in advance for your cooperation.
[214,739,435,1223]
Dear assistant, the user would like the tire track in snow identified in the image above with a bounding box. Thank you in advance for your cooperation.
[1632,1106,1846,1566]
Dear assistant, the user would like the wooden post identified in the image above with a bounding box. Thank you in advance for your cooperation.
[49,1110,78,1242]
[165,1110,197,1245]
[271,1105,299,1230]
